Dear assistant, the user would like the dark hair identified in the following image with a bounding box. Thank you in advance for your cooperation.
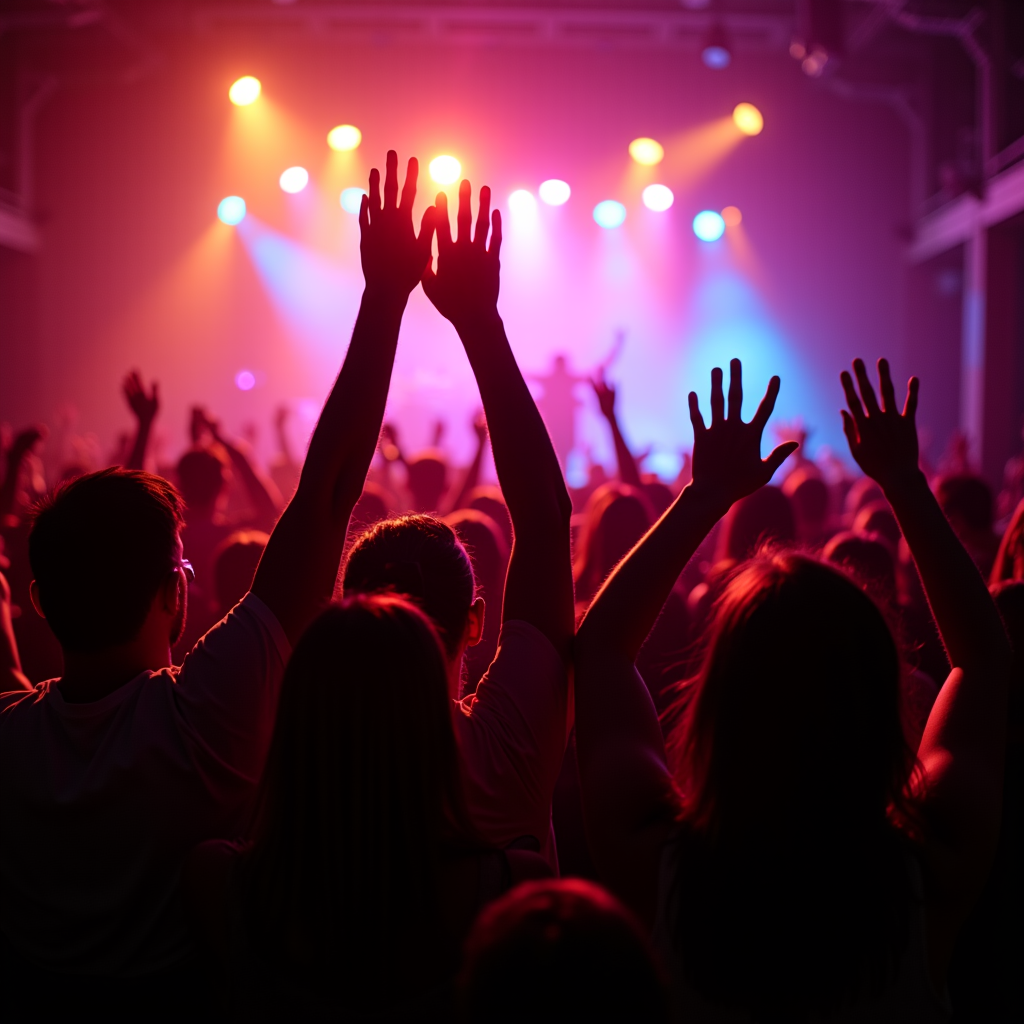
[936,474,994,532]
[666,553,917,1017]
[459,879,669,1023]
[823,531,897,611]
[783,468,829,528]
[853,500,902,549]
[242,595,478,1004]
[350,484,389,531]
[406,451,448,512]
[212,530,268,615]
[342,514,475,657]
[28,468,184,652]
[466,486,513,549]
[717,485,796,562]
[991,498,1024,583]
[574,483,653,604]
[176,447,227,509]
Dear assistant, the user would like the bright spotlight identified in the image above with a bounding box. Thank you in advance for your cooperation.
[508,189,537,216]
[693,210,726,241]
[279,166,309,194]
[733,103,764,136]
[722,205,742,227]
[539,179,571,206]
[629,138,664,166]
[229,76,261,106]
[217,196,247,225]
[327,125,362,151]
[235,369,256,391]
[340,187,367,214]
[429,155,461,185]
[593,200,627,229]
[642,184,674,212]
[701,25,732,69]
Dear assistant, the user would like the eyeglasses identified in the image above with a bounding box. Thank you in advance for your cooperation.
[174,558,195,584]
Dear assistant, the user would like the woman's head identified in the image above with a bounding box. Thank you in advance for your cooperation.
[717,485,796,562]
[574,484,653,601]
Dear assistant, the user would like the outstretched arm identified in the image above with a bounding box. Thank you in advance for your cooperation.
[593,374,642,489]
[575,360,796,925]
[122,371,159,472]
[422,182,573,662]
[252,153,434,645]
[0,570,31,692]
[840,359,1011,933]
[445,412,489,515]
[200,413,282,528]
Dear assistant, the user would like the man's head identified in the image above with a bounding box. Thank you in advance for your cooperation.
[176,447,228,514]
[29,468,186,653]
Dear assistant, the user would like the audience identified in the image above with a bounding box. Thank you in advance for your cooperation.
[1,147,1020,1022]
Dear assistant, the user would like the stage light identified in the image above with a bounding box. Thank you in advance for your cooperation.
[235,370,256,391]
[508,189,537,215]
[279,166,309,194]
[539,179,571,206]
[642,184,674,212]
[429,155,461,185]
[693,210,725,241]
[722,205,742,227]
[733,103,764,136]
[229,76,261,106]
[340,187,366,214]
[701,25,732,69]
[629,138,664,166]
[217,196,247,225]
[593,200,626,229]
[327,125,362,151]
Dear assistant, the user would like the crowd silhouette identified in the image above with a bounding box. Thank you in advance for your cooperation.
[0,152,1021,1022]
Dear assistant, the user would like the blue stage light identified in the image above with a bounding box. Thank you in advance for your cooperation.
[593,200,627,229]
[693,210,725,241]
[217,196,247,225]
[340,187,366,214]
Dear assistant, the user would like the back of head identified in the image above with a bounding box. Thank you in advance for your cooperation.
[350,484,389,532]
[853,500,902,549]
[466,486,512,549]
[28,468,184,652]
[342,514,475,657]
[718,485,795,562]
[845,477,885,520]
[783,468,829,537]
[176,447,227,511]
[936,473,994,533]
[575,484,653,599]
[459,879,669,1023]
[823,531,898,611]
[212,530,268,615]
[444,509,508,604]
[642,480,675,519]
[406,450,448,512]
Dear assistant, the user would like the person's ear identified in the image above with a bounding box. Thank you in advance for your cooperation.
[160,569,185,616]
[29,580,45,620]
[466,597,485,647]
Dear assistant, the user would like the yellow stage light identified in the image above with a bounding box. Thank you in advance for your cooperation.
[429,155,462,185]
[628,137,664,166]
[327,125,362,151]
[722,205,743,227]
[229,76,261,106]
[733,103,764,136]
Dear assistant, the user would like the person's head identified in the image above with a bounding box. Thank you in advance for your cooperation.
[342,514,483,695]
[717,485,795,562]
[466,486,512,549]
[349,483,389,533]
[28,468,187,653]
[459,879,669,1023]
[211,530,268,617]
[844,476,884,522]
[991,580,1024,699]
[574,483,653,602]
[641,479,675,519]
[405,451,448,512]
[853,500,901,550]
[991,497,1024,583]
[936,473,994,539]
[245,595,475,983]
[176,447,228,515]
[444,509,509,612]
[782,468,830,544]
[823,531,898,613]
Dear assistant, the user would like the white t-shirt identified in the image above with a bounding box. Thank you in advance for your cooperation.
[454,619,571,872]
[0,593,290,978]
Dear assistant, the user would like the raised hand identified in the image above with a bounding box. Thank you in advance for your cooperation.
[840,357,920,493]
[593,374,617,421]
[472,410,488,444]
[421,180,502,332]
[122,371,159,426]
[688,359,797,513]
[359,151,435,303]
[8,426,46,461]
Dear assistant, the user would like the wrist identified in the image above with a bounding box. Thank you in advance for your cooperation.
[454,309,503,339]
[879,467,930,506]
[361,285,410,313]
[682,481,733,522]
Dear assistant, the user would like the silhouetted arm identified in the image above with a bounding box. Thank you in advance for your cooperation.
[0,570,31,692]
[423,182,573,662]
[252,153,434,645]
[205,418,283,526]
[841,359,1011,939]
[593,375,642,489]
[0,428,44,521]
[122,372,159,472]
[575,360,796,925]
[445,412,488,515]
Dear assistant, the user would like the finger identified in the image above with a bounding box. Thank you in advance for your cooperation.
[489,209,502,258]
[853,358,880,416]
[400,156,418,212]
[764,441,799,479]
[840,409,859,451]
[368,168,381,216]
[877,358,897,414]
[903,376,920,421]
[151,382,160,403]
[416,204,437,267]
[727,358,743,421]
[421,262,437,294]
[457,179,472,244]
[688,392,706,435]
[474,186,491,248]
[383,150,399,209]
[710,367,725,425]
[840,370,866,426]
[359,193,370,232]
[435,192,452,250]
[751,376,781,432]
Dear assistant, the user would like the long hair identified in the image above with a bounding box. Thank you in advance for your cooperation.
[239,594,479,1003]
[665,553,919,1018]
[574,484,653,605]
